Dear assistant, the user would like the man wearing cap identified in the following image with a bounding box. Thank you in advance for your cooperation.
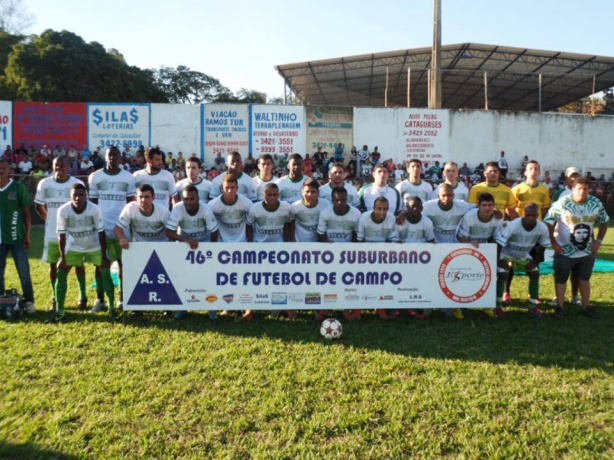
[553,167,580,202]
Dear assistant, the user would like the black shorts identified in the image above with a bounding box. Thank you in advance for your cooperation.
[553,253,596,284]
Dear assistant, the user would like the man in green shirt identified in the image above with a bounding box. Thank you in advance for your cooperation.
[0,159,35,313]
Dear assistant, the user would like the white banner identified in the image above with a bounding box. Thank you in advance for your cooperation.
[123,243,496,311]
[203,103,250,163]
[88,103,150,150]
[397,108,449,162]
[250,105,306,157]
[0,101,12,147]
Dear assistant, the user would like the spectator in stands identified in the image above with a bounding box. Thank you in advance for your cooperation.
[585,171,596,181]
[334,143,344,164]
[371,146,381,165]
[349,146,358,172]
[67,145,78,161]
[40,145,52,158]
[359,145,370,177]
[214,152,225,170]
[176,151,186,170]
[30,164,44,181]
[427,161,442,181]
[54,145,66,158]
[80,156,94,174]
[18,152,33,175]
[498,151,509,178]
[81,144,91,160]
[459,162,472,179]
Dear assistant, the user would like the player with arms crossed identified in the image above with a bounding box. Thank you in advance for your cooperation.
[166,184,219,321]
[47,184,116,323]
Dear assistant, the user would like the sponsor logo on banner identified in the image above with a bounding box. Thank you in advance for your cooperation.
[323,294,338,303]
[305,293,321,305]
[438,248,492,303]
[127,250,182,306]
[397,287,419,292]
[206,295,218,303]
[239,294,253,304]
[288,293,305,304]
[362,294,377,301]
[379,295,394,301]
[255,293,270,305]
[223,294,234,304]
[345,294,359,301]
[89,104,149,150]
[186,295,201,304]
[271,293,288,305]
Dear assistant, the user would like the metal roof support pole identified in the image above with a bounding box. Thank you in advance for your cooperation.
[484,71,488,110]
[429,0,442,108]
[592,75,596,116]
[427,69,431,107]
[538,74,542,112]
[284,81,288,105]
[407,68,411,107]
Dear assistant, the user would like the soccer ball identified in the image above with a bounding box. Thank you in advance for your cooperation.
[320,318,343,340]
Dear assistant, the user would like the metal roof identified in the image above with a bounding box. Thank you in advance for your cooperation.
[275,43,614,111]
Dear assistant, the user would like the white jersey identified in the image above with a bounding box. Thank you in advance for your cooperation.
[290,198,330,242]
[432,182,469,202]
[396,216,435,243]
[456,208,503,243]
[495,218,551,260]
[252,175,275,201]
[175,178,212,203]
[208,194,253,242]
[358,183,402,213]
[210,172,257,201]
[34,175,84,242]
[57,201,104,253]
[133,169,177,208]
[423,199,474,243]
[88,168,136,238]
[117,202,170,242]
[247,201,292,243]
[317,205,361,243]
[166,201,219,242]
[357,212,399,242]
[275,175,308,204]
[318,182,360,207]
[395,180,433,204]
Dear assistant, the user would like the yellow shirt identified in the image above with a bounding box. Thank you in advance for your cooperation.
[511,182,552,219]
[468,182,515,212]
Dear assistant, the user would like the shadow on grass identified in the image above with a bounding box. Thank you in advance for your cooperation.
[0,441,82,460]
[38,304,612,373]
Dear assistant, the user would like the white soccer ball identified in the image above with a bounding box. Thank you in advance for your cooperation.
[320,318,343,340]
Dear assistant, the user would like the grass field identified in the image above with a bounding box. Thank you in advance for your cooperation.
[1,227,613,459]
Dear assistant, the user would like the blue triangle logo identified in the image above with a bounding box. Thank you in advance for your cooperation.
[127,250,182,306]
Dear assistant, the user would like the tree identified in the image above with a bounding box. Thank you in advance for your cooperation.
[553,96,604,115]
[213,87,266,104]
[154,65,231,104]
[4,29,166,102]
[0,0,34,35]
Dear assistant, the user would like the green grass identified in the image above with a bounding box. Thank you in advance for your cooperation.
[1,228,613,459]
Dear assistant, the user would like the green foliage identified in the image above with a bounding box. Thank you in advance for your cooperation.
[0,228,613,458]
[4,29,167,102]
[154,65,231,104]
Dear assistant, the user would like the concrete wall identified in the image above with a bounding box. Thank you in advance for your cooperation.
[150,104,201,156]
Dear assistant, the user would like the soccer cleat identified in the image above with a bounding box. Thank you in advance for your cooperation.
[109,309,120,321]
[483,308,495,318]
[116,301,123,312]
[315,310,329,322]
[375,309,389,319]
[452,308,465,320]
[387,310,400,320]
[208,310,218,320]
[45,311,65,323]
[422,308,433,318]
[49,299,57,312]
[78,298,88,311]
[443,309,453,319]
[243,310,254,321]
[581,307,599,319]
[271,310,281,318]
[343,310,355,321]
[352,310,362,320]
[494,306,506,318]
[407,309,426,320]
[553,306,565,319]
[535,298,542,305]
[502,293,512,303]
[24,301,36,314]
[90,299,108,313]
[174,310,188,321]
[286,310,296,319]
[528,306,543,318]
[233,312,244,323]
[551,297,558,307]
[572,296,582,306]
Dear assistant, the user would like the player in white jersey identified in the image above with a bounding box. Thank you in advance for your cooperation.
[456,192,503,246]
[247,183,292,243]
[432,161,469,201]
[317,187,361,244]
[209,151,257,201]
[34,156,86,311]
[208,174,252,243]
[318,163,359,207]
[88,146,136,313]
[275,153,307,204]
[357,196,400,320]
[495,203,551,318]
[395,158,434,204]
[252,154,276,201]
[396,196,435,243]
[133,147,179,209]
[358,164,401,213]
[175,157,212,203]
[545,177,610,319]
[46,184,116,323]
[115,184,170,245]
[290,178,330,243]
[423,184,473,244]
[166,184,219,321]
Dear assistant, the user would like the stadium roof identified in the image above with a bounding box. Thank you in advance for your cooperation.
[275,43,614,112]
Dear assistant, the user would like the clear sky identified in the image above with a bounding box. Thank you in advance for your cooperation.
[23,0,614,101]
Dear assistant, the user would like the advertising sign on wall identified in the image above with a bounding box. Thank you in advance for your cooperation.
[14,102,87,149]
[88,103,150,150]
[250,105,306,157]
[306,107,353,160]
[397,108,449,162]
[0,101,12,147]
[203,103,249,163]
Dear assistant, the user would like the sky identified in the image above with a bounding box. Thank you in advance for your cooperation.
[23,0,614,101]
